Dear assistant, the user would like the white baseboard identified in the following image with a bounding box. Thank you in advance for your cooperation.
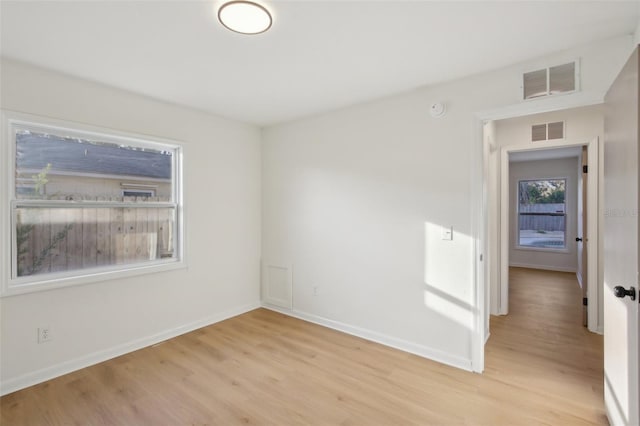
[0,301,261,396]
[509,262,576,273]
[261,303,472,372]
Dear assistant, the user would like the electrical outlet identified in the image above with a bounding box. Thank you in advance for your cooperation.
[313,286,319,296]
[38,326,52,344]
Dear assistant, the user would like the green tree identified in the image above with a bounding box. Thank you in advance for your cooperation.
[519,179,565,204]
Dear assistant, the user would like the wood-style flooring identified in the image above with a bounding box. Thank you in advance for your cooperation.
[0,267,606,425]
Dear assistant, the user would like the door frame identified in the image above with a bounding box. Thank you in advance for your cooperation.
[498,138,599,333]
[471,93,605,373]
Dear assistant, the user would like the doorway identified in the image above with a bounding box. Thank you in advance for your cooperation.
[484,105,602,335]
[501,146,586,322]
[472,103,605,373]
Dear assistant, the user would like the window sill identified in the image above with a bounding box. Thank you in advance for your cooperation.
[514,245,570,254]
[1,259,187,297]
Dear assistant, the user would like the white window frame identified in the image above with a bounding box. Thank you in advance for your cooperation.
[1,111,186,297]
[515,177,568,252]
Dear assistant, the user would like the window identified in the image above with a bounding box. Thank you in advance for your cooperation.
[122,189,155,198]
[518,179,566,249]
[3,114,183,295]
[121,184,157,198]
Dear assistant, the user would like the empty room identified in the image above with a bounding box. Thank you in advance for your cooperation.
[1,1,639,425]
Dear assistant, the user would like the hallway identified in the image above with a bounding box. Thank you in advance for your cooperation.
[486,267,606,424]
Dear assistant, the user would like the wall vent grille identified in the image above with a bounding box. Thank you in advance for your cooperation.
[531,121,564,142]
[523,61,577,99]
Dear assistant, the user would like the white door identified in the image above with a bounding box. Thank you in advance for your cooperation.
[578,146,588,326]
[604,46,640,426]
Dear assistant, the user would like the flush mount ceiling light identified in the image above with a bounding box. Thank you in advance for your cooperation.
[218,1,272,35]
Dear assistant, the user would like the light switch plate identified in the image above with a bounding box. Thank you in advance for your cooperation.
[442,226,453,241]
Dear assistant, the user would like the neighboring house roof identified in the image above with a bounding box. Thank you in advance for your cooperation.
[16,133,172,180]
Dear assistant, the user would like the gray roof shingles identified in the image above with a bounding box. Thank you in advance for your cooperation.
[16,133,172,180]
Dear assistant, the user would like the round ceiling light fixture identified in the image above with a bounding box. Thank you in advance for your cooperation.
[218,1,272,35]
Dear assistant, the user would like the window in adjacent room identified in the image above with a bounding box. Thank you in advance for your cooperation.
[517,178,566,249]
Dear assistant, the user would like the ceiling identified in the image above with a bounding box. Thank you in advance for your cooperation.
[1,1,638,126]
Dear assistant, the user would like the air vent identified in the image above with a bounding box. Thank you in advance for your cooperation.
[524,70,548,100]
[531,124,547,142]
[547,121,564,140]
[549,63,575,95]
[523,61,577,99]
[531,121,564,142]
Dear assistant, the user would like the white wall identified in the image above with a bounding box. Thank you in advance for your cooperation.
[494,105,605,145]
[0,33,633,390]
[262,35,633,369]
[0,59,262,393]
[508,157,579,272]
[491,105,605,327]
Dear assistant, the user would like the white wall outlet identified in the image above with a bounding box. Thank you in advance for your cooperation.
[442,226,453,241]
[313,286,319,295]
[38,326,52,344]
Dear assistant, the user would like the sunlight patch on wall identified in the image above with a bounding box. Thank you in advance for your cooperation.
[424,222,474,330]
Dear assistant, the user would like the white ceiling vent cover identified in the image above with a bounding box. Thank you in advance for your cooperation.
[532,121,565,142]
[523,61,577,100]
[547,121,565,140]
[524,70,548,100]
[531,124,548,142]
[549,63,575,95]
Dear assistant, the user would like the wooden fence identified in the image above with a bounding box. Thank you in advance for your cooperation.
[518,203,565,232]
[16,206,174,277]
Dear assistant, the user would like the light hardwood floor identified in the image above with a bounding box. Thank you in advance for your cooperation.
[1,267,606,425]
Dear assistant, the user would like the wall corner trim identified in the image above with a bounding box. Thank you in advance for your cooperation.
[261,303,473,372]
[0,301,262,396]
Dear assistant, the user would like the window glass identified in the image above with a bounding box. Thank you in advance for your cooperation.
[16,130,172,202]
[9,122,181,286]
[15,207,176,277]
[518,179,566,249]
